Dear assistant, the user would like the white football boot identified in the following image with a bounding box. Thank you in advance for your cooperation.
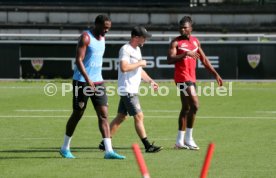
[174,143,189,149]
[184,138,200,150]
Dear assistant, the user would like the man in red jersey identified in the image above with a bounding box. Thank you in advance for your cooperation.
[167,16,223,150]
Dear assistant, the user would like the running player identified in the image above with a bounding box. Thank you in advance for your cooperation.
[60,15,125,159]
[167,16,223,150]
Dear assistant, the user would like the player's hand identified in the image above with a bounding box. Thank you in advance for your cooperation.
[186,51,200,60]
[139,60,147,67]
[150,80,159,91]
[216,75,223,86]
[87,79,96,91]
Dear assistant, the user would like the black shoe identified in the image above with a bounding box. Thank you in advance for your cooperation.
[99,141,105,151]
[145,142,163,153]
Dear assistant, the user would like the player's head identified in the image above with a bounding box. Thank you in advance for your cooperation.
[131,26,152,47]
[94,14,111,37]
[179,16,193,38]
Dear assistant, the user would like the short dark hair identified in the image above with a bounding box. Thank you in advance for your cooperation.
[179,16,193,26]
[95,15,111,25]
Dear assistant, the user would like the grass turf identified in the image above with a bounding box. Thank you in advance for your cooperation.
[0,81,275,178]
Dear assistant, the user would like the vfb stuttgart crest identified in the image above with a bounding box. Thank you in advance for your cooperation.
[247,54,260,69]
[31,59,44,72]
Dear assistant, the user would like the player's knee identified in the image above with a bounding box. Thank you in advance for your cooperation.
[98,113,108,121]
[118,113,127,119]
[181,106,190,115]
[120,115,127,122]
[114,113,127,123]
[191,103,199,113]
[134,112,144,122]
[72,110,84,121]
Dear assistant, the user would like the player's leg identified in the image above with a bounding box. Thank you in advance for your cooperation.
[175,83,190,149]
[109,97,128,136]
[95,105,110,138]
[133,112,146,139]
[186,85,199,128]
[133,112,162,153]
[131,112,152,151]
[110,113,128,136]
[64,109,85,141]
[60,80,88,158]
[184,83,200,150]
[98,96,128,151]
[126,95,162,153]
[93,84,125,159]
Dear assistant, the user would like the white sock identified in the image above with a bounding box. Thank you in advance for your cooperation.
[61,135,72,151]
[176,130,185,145]
[186,128,193,140]
[103,138,113,153]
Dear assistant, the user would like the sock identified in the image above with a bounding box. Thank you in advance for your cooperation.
[100,140,104,146]
[61,134,72,151]
[186,128,193,140]
[176,130,185,145]
[103,138,113,153]
[141,137,151,149]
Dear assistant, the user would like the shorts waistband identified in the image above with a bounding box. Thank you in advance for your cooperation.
[93,81,104,85]
[120,93,137,97]
[73,80,104,85]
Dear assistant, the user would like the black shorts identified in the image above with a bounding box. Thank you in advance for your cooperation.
[176,81,196,90]
[117,94,142,116]
[72,80,108,111]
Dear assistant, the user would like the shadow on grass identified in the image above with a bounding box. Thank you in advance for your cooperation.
[0,148,60,159]
[0,156,59,159]
[30,146,132,151]
[0,146,132,159]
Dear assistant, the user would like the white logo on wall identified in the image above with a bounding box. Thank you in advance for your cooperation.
[102,56,219,70]
[31,59,44,71]
[247,54,260,69]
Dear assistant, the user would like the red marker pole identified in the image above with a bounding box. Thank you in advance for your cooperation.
[200,143,215,178]
[132,143,150,178]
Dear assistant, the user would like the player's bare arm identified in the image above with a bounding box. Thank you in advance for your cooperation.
[141,69,159,89]
[167,40,186,64]
[120,59,146,72]
[198,46,223,86]
[167,40,200,64]
[75,33,95,88]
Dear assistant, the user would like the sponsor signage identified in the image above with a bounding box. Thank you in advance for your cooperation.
[0,43,273,79]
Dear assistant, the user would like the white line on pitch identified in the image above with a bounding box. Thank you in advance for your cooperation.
[0,115,275,119]
[198,116,276,119]
[0,116,69,118]
[144,110,179,112]
[0,86,42,89]
[15,109,71,112]
[13,109,276,115]
[0,137,59,140]
[256,111,276,114]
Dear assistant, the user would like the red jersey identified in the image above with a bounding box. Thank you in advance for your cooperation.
[174,35,200,83]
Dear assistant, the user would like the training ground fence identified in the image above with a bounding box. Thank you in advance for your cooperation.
[0,33,276,80]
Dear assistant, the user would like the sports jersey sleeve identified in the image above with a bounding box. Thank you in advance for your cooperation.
[119,45,130,62]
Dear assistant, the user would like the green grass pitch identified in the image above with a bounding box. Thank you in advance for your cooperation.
[0,81,275,178]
